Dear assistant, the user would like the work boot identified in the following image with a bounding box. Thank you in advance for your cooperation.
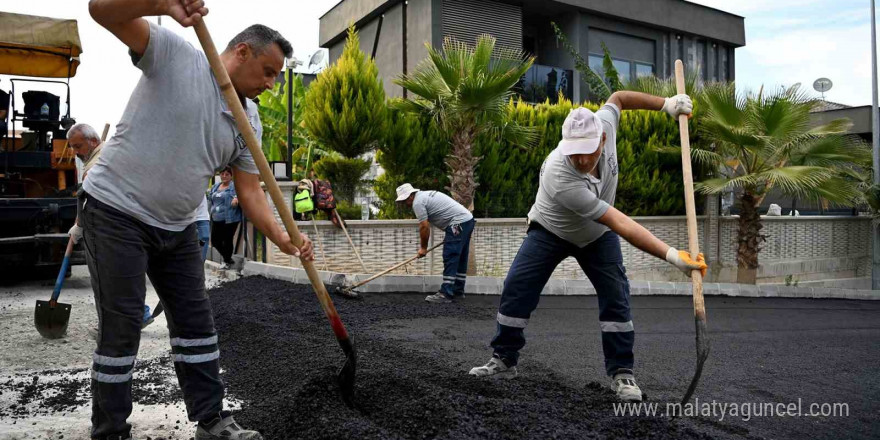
[469,356,517,379]
[425,292,452,303]
[611,370,643,402]
[196,411,262,440]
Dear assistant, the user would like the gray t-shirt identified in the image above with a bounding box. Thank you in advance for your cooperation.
[527,103,620,247]
[412,190,473,230]
[83,22,260,231]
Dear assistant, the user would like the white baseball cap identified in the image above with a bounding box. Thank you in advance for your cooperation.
[395,183,420,202]
[558,107,603,155]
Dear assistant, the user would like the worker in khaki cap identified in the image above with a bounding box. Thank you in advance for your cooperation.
[396,183,475,303]
[468,91,706,404]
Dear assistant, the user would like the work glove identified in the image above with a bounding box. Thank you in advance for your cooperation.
[662,94,693,119]
[666,247,707,277]
[68,223,83,245]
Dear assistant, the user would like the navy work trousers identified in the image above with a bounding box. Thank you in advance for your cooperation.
[439,219,476,298]
[491,223,634,376]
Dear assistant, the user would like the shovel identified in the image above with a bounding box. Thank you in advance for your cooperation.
[35,237,75,339]
[335,241,444,297]
[193,20,357,406]
[674,59,710,406]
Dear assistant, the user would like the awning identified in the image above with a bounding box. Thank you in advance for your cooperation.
[0,12,82,78]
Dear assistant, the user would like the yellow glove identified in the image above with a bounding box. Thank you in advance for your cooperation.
[666,247,707,277]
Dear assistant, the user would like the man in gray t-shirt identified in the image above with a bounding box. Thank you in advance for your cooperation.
[469,92,707,404]
[85,3,313,439]
[396,184,475,303]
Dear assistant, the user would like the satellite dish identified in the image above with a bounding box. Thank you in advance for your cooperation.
[308,50,326,70]
[813,77,832,99]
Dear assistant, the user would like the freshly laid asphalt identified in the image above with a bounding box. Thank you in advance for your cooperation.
[2,272,877,439]
[211,277,880,440]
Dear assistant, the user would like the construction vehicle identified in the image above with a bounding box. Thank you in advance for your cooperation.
[0,12,84,281]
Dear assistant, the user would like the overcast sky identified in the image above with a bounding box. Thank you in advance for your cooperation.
[0,0,877,137]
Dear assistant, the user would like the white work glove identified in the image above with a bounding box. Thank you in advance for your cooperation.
[68,223,83,245]
[666,247,707,277]
[662,94,693,119]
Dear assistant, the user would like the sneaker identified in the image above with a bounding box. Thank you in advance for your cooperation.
[452,293,466,300]
[469,356,518,379]
[425,292,452,303]
[611,371,643,402]
[196,411,262,440]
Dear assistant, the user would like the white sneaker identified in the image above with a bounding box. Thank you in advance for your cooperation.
[425,292,452,303]
[611,371,643,402]
[469,357,518,379]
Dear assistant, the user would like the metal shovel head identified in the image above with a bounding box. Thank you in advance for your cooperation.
[34,300,72,339]
[336,337,357,407]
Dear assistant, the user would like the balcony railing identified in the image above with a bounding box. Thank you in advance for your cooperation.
[516,64,573,104]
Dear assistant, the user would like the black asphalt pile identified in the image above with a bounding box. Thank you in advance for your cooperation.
[0,357,180,419]
[211,276,713,440]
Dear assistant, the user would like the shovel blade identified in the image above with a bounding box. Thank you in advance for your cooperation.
[35,300,72,339]
[336,337,357,407]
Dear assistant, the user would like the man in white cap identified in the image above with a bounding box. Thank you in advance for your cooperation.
[396,183,475,303]
[468,91,707,403]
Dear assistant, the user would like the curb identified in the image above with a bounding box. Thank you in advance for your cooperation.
[241,261,880,300]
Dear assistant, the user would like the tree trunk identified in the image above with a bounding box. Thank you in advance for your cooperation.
[447,127,480,275]
[736,193,765,284]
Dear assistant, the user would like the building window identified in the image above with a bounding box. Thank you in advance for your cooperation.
[635,62,654,78]
[588,54,654,85]
[518,64,573,103]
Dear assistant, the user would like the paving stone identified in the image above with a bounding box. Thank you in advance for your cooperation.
[541,279,565,296]
[381,275,427,293]
[737,284,759,297]
[564,279,593,296]
[717,283,740,297]
[464,276,501,295]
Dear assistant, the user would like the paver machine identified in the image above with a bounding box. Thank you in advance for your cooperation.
[0,12,84,282]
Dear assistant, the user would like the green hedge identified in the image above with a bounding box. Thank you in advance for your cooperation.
[376,98,698,218]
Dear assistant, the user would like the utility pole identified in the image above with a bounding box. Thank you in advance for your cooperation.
[872,0,880,289]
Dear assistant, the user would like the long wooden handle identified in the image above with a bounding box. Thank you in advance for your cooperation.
[674,60,706,320]
[193,21,350,340]
[350,241,444,289]
[335,209,367,273]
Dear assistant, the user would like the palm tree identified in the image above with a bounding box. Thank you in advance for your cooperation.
[694,82,869,284]
[392,35,537,211]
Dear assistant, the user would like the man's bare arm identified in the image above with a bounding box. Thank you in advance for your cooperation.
[419,220,431,250]
[596,206,668,260]
[88,0,208,56]
[605,91,665,112]
[233,169,312,259]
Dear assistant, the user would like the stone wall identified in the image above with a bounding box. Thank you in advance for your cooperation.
[254,183,872,284]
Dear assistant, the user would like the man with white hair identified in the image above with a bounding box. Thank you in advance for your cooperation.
[396,184,475,303]
[68,123,103,179]
[468,91,707,404]
[67,122,158,328]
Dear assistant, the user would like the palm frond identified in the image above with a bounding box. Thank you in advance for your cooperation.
[754,166,833,197]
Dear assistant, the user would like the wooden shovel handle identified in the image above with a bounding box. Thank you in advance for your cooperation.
[192,21,349,340]
[674,60,706,319]
[350,241,444,289]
